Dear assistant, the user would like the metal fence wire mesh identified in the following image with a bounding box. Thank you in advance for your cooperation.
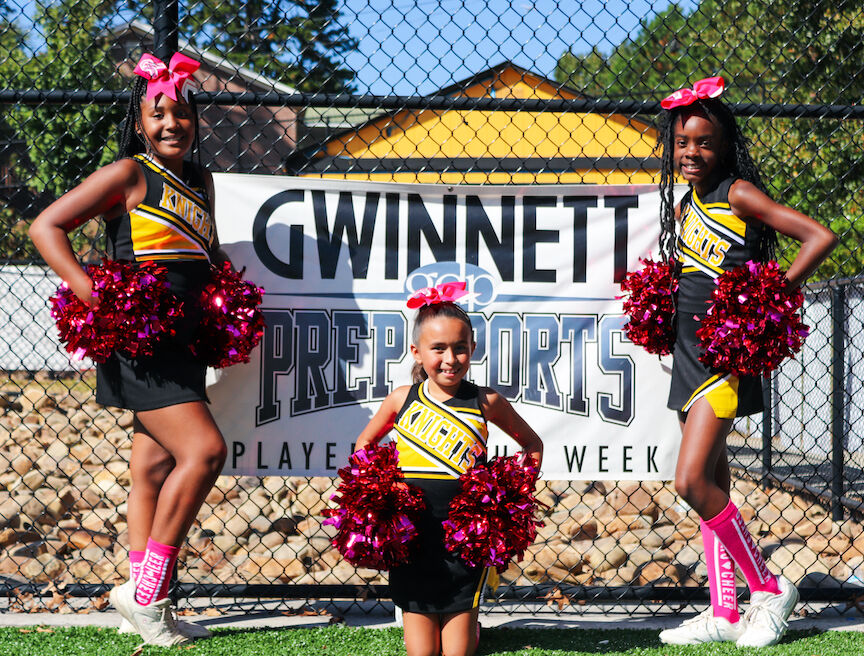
[1,0,863,614]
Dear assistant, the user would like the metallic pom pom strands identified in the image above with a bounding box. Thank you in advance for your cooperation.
[189,262,265,369]
[50,259,183,363]
[697,260,809,377]
[324,443,426,570]
[619,257,678,356]
[442,453,543,573]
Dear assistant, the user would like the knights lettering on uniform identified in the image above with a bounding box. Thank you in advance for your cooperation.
[681,210,731,266]
[399,400,480,470]
[159,184,212,242]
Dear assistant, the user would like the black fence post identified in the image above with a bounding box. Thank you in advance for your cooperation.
[831,285,846,521]
[153,0,179,61]
[761,377,772,486]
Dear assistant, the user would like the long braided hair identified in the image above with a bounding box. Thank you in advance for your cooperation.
[411,302,474,384]
[116,72,202,167]
[656,97,777,265]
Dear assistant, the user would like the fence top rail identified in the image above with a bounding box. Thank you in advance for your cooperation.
[803,276,864,293]
[1,89,862,120]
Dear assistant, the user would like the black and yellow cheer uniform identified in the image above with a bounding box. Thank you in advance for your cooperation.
[389,379,491,614]
[668,175,763,419]
[96,154,215,411]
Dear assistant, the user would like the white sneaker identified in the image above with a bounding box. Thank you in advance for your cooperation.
[737,575,799,647]
[659,608,745,645]
[119,616,212,638]
[109,581,191,646]
[115,580,212,638]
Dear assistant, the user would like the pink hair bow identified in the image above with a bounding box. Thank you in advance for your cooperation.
[133,52,200,103]
[660,76,725,110]
[406,281,468,309]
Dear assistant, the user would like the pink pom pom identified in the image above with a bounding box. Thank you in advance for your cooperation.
[619,258,678,355]
[323,443,426,570]
[697,260,809,377]
[50,260,183,363]
[442,453,544,573]
[190,263,265,368]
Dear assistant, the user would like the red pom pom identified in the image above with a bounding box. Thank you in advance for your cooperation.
[442,453,544,573]
[619,258,678,355]
[50,260,183,363]
[323,442,426,570]
[697,260,809,377]
[190,263,265,368]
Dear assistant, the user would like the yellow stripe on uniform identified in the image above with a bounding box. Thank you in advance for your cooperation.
[393,424,464,477]
[136,203,211,251]
[472,566,490,608]
[679,245,725,275]
[135,155,208,206]
[129,211,209,259]
[417,384,488,447]
[683,374,740,419]
[692,191,747,238]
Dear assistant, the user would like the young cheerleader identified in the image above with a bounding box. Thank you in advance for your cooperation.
[29,53,228,646]
[354,285,543,656]
[655,77,837,647]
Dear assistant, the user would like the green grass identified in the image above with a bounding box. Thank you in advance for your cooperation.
[0,626,862,655]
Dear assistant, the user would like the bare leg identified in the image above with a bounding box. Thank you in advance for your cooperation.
[127,418,175,551]
[674,398,733,520]
[441,608,479,656]
[134,402,227,546]
[403,611,441,656]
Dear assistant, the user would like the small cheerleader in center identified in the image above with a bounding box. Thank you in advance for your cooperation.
[30,53,230,645]
[655,77,837,647]
[354,282,543,656]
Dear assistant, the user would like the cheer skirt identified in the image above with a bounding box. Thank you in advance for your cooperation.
[95,261,211,412]
[389,478,489,614]
[667,310,763,419]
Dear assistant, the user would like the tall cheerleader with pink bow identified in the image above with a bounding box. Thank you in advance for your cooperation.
[350,282,543,656]
[649,76,837,647]
[29,52,245,646]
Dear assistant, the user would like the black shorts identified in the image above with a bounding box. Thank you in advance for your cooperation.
[667,311,763,419]
[95,261,210,412]
[389,478,489,614]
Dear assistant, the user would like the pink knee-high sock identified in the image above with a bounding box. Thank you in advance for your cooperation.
[705,500,779,595]
[135,538,179,605]
[701,519,739,622]
[129,550,145,585]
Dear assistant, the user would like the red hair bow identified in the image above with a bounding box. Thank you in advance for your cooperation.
[406,281,468,309]
[133,52,200,103]
[660,76,725,110]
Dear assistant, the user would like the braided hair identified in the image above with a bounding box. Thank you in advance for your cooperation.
[410,302,474,383]
[116,70,202,167]
[656,97,777,265]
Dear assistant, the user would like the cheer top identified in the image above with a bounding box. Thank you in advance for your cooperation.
[676,176,762,313]
[393,380,488,480]
[105,154,214,264]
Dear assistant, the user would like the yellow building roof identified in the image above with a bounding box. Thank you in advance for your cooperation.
[291,62,661,185]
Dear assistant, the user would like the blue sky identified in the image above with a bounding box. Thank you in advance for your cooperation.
[9,0,696,95]
[340,0,696,95]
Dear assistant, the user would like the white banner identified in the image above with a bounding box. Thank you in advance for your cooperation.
[209,175,680,479]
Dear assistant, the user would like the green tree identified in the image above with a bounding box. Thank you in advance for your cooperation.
[556,0,863,279]
[132,0,357,93]
[0,0,119,260]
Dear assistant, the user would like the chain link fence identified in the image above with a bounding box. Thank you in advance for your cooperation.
[1,0,863,614]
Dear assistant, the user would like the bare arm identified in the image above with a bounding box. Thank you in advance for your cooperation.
[729,180,838,289]
[28,159,143,304]
[353,386,411,451]
[481,388,543,468]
